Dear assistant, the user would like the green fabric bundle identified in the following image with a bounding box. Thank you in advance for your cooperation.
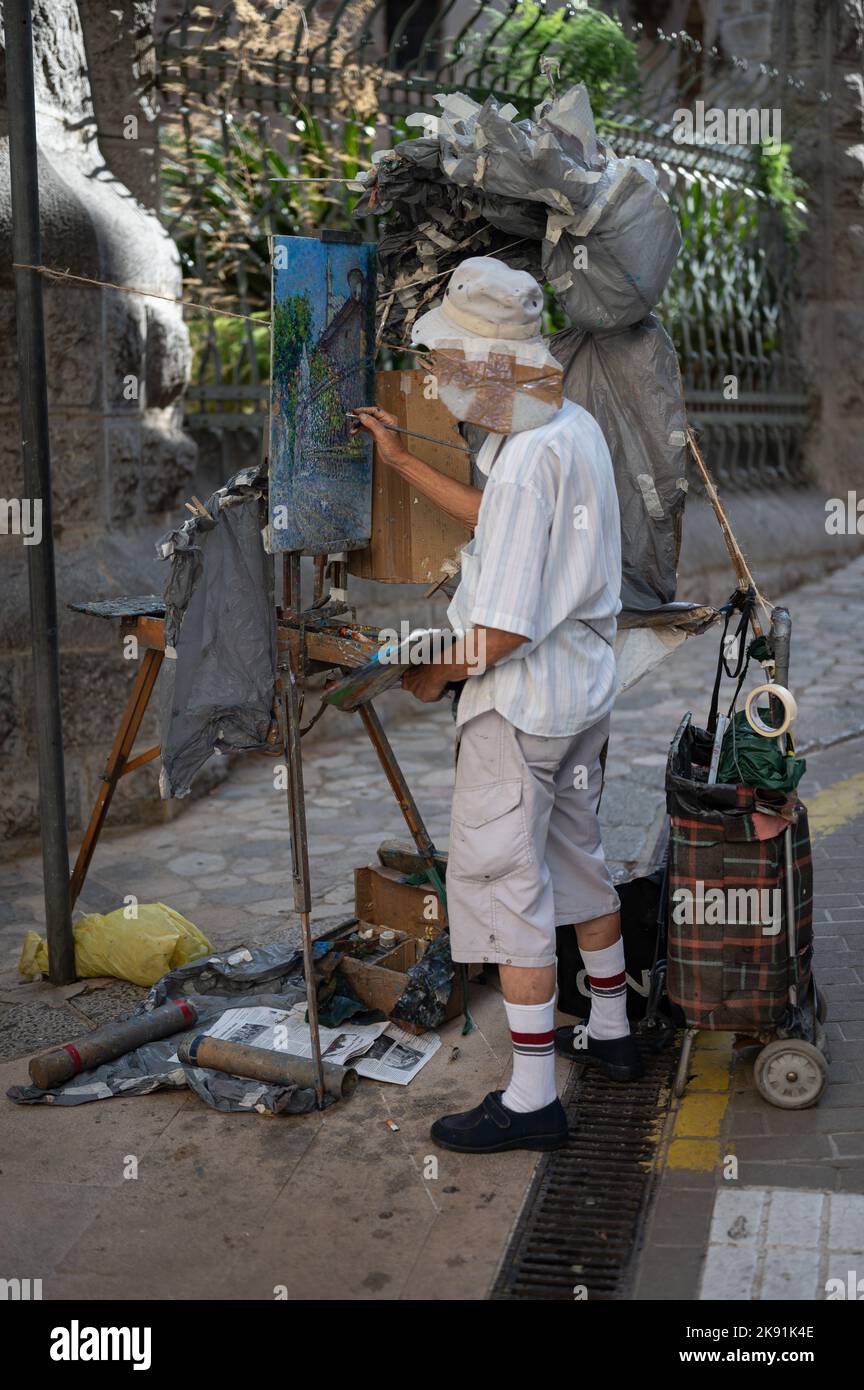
[717,708,806,794]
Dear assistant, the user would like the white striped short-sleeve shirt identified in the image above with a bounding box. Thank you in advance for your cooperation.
[447,399,622,737]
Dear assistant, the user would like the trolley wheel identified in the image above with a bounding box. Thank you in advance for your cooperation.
[815,985,829,1024]
[753,1039,828,1110]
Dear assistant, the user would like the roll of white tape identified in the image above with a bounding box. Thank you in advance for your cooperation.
[743,683,798,738]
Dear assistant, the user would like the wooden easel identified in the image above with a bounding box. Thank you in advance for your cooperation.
[68,618,164,909]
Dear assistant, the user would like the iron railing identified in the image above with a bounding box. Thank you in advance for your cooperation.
[155,1,818,488]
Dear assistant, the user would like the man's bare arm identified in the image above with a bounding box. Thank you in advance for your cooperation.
[352,405,482,527]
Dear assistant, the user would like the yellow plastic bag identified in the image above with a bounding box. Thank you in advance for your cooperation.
[18,903,211,987]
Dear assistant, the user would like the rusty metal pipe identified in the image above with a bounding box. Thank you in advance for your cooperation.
[178,1034,358,1100]
[29,999,198,1090]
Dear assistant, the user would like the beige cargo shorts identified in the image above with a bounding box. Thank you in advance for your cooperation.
[446,709,620,968]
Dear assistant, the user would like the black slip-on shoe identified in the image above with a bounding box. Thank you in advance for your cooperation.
[430,1090,568,1154]
[554,1026,645,1082]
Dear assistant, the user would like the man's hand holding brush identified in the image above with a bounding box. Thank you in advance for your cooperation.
[349,405,413,470]
[350,404,482,528]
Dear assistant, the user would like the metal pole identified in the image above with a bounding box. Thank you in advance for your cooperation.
[770,606,792,690]
[769,605,792,736]
[278,660,326,1109]
[770,606,798,1007]
[5,0,75,983]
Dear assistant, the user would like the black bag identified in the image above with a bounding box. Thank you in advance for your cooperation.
[556,872,664,1020]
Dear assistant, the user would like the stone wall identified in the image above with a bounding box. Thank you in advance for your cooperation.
[612,0,864,505]
[774,0,864,498]
[688,0,864,503]
[0,0,199,843]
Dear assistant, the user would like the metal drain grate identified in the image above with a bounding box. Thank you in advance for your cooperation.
[492,1039,680,1301]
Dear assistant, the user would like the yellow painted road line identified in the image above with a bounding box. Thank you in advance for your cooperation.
[667,1137,724,1170]
[665,1033,733,1172]
[807,769,864,841]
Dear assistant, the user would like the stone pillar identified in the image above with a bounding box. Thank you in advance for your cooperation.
[0,0,196,841]
[715,0,775,59]
[77,1,161,211]
[774,0,864,495]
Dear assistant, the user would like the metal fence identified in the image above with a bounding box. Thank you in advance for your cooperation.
[155,1,815,489]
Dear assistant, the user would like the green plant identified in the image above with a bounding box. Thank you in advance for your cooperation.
[186,313,271,416]
[161,112,365,310]
[661,173,787,394]
[757,141,808,242]
[161,107,374,405]
[479,3,640,123]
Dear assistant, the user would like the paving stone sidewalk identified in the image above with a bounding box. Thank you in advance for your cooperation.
[1,552,862,1300]
[4,555,863,996]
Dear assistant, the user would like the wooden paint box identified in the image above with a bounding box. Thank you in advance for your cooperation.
[355,863,446,935]
[318,865,467,1034]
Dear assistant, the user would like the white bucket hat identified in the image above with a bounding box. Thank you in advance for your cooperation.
[411,257,563,433]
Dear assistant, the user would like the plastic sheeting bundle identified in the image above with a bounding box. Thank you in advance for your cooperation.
[353,84,691,613]
[156,466,276,798]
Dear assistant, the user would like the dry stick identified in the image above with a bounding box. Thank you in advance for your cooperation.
[20,248,531,443]
[393,236,533,298]
[375,294,393,350]
[269,175,363,182]
[21,209,530,342]
[686,428,772,637]
[374,235,534,335]
[378,340,427,355]
[12,262,271,326]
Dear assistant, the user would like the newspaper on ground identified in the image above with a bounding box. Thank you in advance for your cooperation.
[353,1025,441,1085]
[201,1005,441,1084]
[8,965,441,1112]
[199,1003,390,1067]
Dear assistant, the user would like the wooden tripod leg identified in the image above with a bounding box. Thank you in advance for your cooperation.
[69,649,163,909]
[358,702,472,1029]
[357,702,446,903]
[278,665,326,1109]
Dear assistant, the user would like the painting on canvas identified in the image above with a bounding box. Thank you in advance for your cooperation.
[269,235,376,553]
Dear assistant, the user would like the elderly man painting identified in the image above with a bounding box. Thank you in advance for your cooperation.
[354,257,642,1156]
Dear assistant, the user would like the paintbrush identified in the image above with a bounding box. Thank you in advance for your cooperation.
[346,412,471,455]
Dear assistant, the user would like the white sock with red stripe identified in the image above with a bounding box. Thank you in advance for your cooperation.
[581,939,629,1040]
[501,994,558,1114]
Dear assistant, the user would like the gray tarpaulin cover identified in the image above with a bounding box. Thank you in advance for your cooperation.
[156,466,276,798]
[7,945,321,1114]
[353,83,689,612]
